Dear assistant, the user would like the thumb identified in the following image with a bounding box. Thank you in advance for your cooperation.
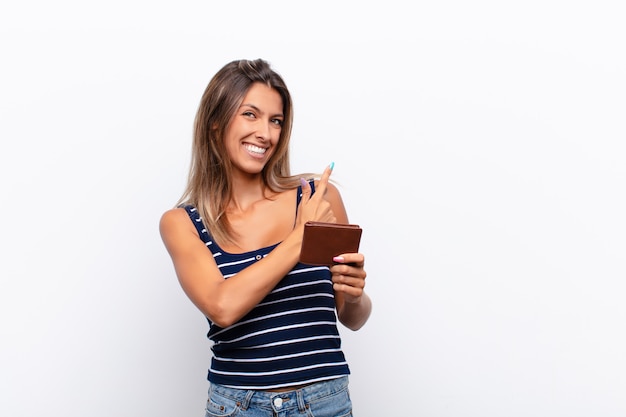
[299,177,312,203]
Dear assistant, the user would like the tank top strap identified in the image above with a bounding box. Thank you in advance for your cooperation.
[296,180,316,210]
[181,204,211,244]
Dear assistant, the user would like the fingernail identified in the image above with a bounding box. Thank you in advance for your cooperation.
[329,162,335,171]
[333,256,344,263]
[300,177,308,187]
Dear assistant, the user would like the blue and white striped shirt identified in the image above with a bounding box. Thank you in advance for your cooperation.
[182,187,349,389]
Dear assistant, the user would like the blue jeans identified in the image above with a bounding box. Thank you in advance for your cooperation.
[204,376,352,417]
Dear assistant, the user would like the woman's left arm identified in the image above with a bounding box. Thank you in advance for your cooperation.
[331,254,372,330]
[322,182,373,331]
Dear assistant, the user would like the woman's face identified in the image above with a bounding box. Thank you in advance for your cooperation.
[224,82,284,176]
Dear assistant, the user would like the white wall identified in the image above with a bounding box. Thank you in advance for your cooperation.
[1,1,625,416]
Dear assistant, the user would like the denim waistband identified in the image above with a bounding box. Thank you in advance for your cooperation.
[208,376,349,412]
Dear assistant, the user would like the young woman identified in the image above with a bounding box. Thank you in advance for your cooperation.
[160,58,372,416]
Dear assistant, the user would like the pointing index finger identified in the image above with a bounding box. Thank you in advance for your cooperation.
[315,162,334,197]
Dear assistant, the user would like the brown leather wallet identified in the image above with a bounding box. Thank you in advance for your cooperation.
[299,221,362,266]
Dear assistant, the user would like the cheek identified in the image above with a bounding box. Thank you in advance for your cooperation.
[274,126,285,143]
[224,137,239,159]
[269,131,281,148]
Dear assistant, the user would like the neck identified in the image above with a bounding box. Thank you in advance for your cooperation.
[228,174,268,214]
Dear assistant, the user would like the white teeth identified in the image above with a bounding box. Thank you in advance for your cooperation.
[245,144,266,154]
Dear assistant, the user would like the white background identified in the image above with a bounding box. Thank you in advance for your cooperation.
[1,1,625,416]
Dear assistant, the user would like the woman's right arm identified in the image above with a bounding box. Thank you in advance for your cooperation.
[160,166,335,328]
[159,208,303,328]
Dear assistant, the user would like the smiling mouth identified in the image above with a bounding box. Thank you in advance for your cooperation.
[244,144,267,155]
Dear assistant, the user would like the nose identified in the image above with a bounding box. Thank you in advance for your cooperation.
[256,120,272,142]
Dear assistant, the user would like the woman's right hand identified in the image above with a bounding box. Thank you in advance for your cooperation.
[296,164,336,226]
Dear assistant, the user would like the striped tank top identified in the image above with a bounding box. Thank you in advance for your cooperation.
[183,183,350,389]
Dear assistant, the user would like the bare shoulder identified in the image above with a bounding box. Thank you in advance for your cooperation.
[159,207,195,247]
[324,181,342,197]
[159,207,189,230]
[314,180,349,223]
[313,180,344,203]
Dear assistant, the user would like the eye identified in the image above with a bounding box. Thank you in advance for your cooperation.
[271,118,284,127]
[242,111,256,119]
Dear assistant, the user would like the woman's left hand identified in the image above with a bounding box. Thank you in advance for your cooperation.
[330,253,366,303]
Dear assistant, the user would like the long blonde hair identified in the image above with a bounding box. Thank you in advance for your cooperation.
[177,59,307,245]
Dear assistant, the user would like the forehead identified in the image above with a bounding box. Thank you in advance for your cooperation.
[241,83,283,114]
